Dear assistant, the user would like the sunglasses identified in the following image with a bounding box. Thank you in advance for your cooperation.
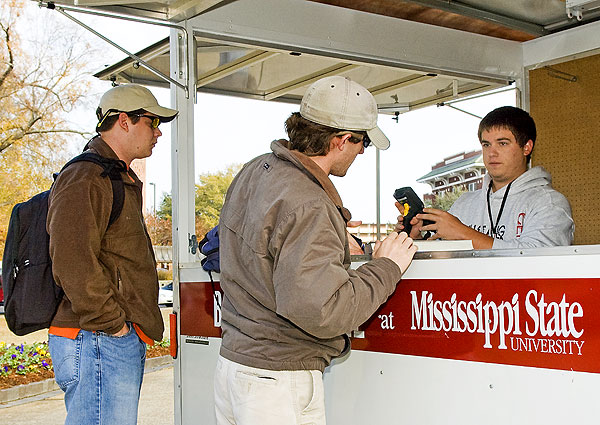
[337,131,372,149]
[129,114,161,129]
[96,109,161,129]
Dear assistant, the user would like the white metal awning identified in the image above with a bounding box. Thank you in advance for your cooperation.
[43,0,600,113]
[41,0,600,114]
[41,0,600,39]
[92,35,507,115]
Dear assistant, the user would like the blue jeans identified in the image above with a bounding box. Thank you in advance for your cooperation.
[48,323,147,425]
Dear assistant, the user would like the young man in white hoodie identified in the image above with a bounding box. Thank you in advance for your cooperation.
[400,106,574,249]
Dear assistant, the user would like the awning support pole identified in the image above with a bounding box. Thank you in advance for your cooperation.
[376,148,382,241]
[39,1,189,97]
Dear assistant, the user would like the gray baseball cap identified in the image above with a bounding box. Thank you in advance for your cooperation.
[300,76,390,150]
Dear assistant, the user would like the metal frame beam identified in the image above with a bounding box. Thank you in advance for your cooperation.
[264,63,359,100]
[95,38,170,79]
[167,0,229,19]
[196,50,279,87]
[401,0,547,36]
[369,74,436,96]
[186,0,522,85]
[40,1,189,96]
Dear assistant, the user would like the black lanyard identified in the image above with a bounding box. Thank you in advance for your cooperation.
[486,180,513,237]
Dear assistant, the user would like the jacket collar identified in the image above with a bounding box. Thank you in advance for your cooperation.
[271,139,352,223]
[87,135,121,161]
[87,135,141,186]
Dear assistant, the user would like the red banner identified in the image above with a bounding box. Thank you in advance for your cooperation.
[180,278,600,373]
[180,281,222,338]
[352,278,600,373]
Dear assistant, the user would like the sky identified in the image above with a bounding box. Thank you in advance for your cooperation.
[22,3,516,224]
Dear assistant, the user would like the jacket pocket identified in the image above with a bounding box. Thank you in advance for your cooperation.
[221,208,269,256]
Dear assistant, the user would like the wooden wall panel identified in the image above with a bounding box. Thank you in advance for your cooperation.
[529,54,600,245]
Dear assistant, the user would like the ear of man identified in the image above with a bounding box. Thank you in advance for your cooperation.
[523,139,533,156]
[331,133,352,152]
[117,112,130,132]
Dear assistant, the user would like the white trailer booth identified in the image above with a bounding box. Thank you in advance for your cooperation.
[41,1,600,423]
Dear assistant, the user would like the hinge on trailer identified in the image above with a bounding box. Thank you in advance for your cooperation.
[188,234,198,255]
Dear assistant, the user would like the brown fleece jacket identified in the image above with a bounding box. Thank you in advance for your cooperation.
[47,137,163,341]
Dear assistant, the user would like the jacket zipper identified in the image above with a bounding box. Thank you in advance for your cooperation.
[117,269,122,291]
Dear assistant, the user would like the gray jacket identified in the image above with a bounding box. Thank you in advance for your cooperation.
[449,166,574,249]
[218,140,402,372]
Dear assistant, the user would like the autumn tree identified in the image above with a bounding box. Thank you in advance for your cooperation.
[426,187,467,211]
[193,165,242,237]
[1,1,91,154]
[144,213,173,246]
[142,194,173,246]
[0,0,95,257]
[152,165,242,245]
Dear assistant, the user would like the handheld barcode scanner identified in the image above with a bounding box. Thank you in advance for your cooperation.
[393,187,432,235]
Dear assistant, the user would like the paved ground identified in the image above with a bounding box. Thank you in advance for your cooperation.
[1,364,174,424]
[0,307,175,425]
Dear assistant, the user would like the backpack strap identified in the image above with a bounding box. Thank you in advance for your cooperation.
[6,202,21,281]
[99,161,126,228]
[61,152,127,230]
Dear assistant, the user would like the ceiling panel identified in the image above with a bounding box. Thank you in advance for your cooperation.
[50,0,598,113]
[95,36,505,114]
[48,0,600,38]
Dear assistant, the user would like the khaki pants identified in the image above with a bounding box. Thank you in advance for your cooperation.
[214,355,326,425]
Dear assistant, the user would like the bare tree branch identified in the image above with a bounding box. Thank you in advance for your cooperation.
[22,129,90,136]
[0,24,14,87]
[0,1,92,155]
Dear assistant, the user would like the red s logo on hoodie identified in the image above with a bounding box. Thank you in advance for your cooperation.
[516,213,526,238]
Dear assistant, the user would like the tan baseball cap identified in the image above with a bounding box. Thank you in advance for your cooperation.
[96,84,178,127]
[300,76,390,150]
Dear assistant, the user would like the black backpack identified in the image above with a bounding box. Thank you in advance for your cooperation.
[1,152,126,335]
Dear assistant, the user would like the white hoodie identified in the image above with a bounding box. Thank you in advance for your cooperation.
[449,166,574,249]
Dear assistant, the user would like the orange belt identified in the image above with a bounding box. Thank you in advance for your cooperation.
[49,324,154,346]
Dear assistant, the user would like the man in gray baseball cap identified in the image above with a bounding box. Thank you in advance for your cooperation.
[214,76,416,424]
[47,84,177,425]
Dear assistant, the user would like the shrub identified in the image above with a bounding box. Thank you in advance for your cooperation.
[157,268,173,280]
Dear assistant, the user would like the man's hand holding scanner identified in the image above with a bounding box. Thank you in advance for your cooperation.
[400,205,494,250]
[416,208,467,240]
[392,187,434,240]
[394,201,425,239]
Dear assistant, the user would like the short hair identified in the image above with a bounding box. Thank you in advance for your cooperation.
[478,106,536,162]
[96,108,145,133]
[284,112,365,156]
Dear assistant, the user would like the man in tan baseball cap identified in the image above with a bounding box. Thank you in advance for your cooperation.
[96,84,178,130]
[93,84,178,165]
[46,84,177,425]
[300,75,391,150]
[214,76,416,424]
